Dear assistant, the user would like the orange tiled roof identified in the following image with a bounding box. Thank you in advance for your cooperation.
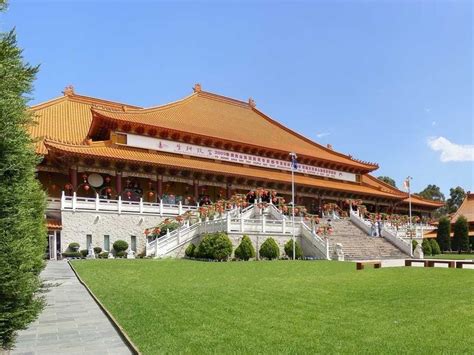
[46,218,62,230]
[29,91,140,154]
[44,140,399,199]
[361,175,444,208]
[90,90,377,171]
[451,193,474,223]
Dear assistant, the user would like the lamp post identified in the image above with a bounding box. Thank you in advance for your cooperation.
[289,152,298,260]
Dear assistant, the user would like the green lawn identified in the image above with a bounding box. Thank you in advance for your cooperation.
[425,254,474,260]
[71,260,474,354]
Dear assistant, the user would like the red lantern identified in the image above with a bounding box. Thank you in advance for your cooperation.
[65,183,73,190]
[84,184,90,191]
[51,184,57,190]
[105,176,111,183]
[148,191,154,197]
[126,191,132,199]
[106,188,112,194]
[82,173,88,182]
[144,229,150,236]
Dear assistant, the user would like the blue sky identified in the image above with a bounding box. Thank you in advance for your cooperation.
[3,0,473,197]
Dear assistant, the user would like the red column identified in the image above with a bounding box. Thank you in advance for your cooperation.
[69,167,77,191]
[226,183,231,199]
[194,179,199,201]
[157,175,163,198]
[115,172,122,197]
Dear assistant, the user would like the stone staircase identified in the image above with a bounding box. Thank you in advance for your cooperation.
[327,219,408,260]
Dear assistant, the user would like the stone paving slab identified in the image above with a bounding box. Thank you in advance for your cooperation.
[12,261,132,355]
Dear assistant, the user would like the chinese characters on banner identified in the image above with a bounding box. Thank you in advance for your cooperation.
[125,133,357,182]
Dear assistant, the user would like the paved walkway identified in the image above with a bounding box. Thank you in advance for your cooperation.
[12,261,132,355]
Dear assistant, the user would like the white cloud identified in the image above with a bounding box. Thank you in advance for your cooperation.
[431,121,437,126]
[316,132,330,138]
[427,136,474,162]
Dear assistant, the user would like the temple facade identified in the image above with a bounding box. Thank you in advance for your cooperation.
[31,84,443,259]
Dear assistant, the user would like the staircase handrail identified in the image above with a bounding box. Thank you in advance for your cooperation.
[380,227,413,257]
[300,221,329,259]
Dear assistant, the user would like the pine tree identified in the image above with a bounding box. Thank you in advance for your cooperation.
[453,216,469,254]
[0,23,46,349]
[436,216,451,252]
[234,235,256,261]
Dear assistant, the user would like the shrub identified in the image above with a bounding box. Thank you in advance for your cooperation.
[93,247,102,254]
[284,239,303,260]
[116,251,126,258]
[68,242,80,251]
[453,216,469,253]
[234,235,256,261]
[436,216,451,251]
[79,249,88,257]
[259,238,280,260]
[61,251,82,258]
[430,239,441,255]
[421,239,432,256]
[185,243,196,258]
[113,240,129,252]
[137,251,146,259]
[196,232,233,260]
[99,252,109,259]
[412,240,418,253]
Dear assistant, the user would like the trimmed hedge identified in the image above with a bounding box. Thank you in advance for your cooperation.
[234,235,255,261]
[80,249,88,258]
[196,232,233,261]
[62,251,82,258]
[99,252,109,259]
[113,240,128,252]
[284,239,303,260]
[412,240,418,253]
[259,238,280,260]
[116,251,126,258]
[93,247,102,254]
[68,242,80,251]
[185,243,196,258]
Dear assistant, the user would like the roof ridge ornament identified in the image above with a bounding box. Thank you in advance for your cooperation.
[193,83,202,93]
[248,97,256,108]
[62,85,75,96]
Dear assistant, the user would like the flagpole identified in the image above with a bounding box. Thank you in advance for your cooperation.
[406,176,413,256]
[290,152,297,260]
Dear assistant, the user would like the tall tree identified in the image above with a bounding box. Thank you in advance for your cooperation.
[436,216,451,252]
[452,216,469,253]
[418,184,445,201]
[0,8,46,349]
[377,176,396,187]
[446,186,466,214]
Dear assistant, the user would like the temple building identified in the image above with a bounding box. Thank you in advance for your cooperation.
[30,84,443,258]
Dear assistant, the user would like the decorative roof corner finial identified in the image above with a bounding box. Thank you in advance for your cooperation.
[121,105,127,112]
[193,83,202,93]
[327,144,333,150]
[62,85,75,96]
[248,97,256,108]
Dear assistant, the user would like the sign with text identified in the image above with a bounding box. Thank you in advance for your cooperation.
[125,133,357,182]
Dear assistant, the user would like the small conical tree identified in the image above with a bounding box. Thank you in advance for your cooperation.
[0,25,46,349]
[421,239,432,256]
[453,216,469,253]
[430,239,441,255]
[436,216,451,252]
[284,239,303,259]
[234,235,255,261]
[259,238,280,260]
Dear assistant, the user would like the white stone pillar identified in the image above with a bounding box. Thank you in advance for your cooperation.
[282,218,286,234]
[95,193,100,211]
[72,192,77,211]
[178,201,183,215]
[61,190,65,210]
[118,195,122,214]
[139,198,143,214]
[227,213,231,233]
[159,199,163,216]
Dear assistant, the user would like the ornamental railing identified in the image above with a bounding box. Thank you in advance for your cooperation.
[50,191,198,216]
[146,204,329,259]
[350,209,412,256]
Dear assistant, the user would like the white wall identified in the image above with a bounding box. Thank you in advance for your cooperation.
[61,211,165,254]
